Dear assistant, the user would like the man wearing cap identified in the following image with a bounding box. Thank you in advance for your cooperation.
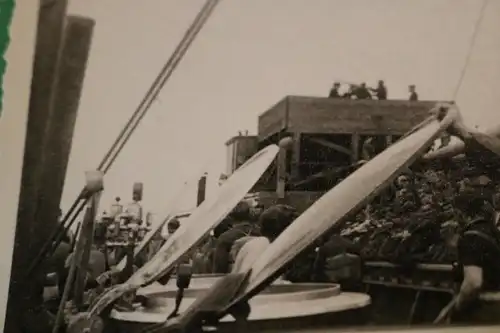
[369,80,387,100]
[328,82,341,98]
[161,218,180,241]
[409,85,418,101]
[212,201,259,273]
[232,204,297,273]
[437,190,500,324]
[353,82,372,100]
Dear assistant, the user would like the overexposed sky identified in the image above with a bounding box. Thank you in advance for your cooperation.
[63,0,500,218]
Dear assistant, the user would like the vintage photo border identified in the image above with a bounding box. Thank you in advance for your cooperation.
[0,0,38,327]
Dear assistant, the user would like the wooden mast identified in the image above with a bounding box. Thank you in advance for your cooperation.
[5,2,95,331]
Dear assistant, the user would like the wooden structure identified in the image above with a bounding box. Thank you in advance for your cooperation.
[224,134,258,175]
[5,2,95,331]
[225,95,441,212]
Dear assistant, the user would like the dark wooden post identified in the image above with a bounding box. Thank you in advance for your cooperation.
[6,8,95,333]
[276,137,292,201]
[197,173,207,206]
[34,14,95,256]
[6,1,68,332]
[290,133,301,182]
[351,133,360,162]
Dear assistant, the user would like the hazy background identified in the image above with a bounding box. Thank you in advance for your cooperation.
[64,0,500,221]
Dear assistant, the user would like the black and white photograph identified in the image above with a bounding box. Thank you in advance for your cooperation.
[3,1,500,333]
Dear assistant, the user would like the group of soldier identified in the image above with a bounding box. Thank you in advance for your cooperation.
[328,80,419,101]
[157,156,500,325]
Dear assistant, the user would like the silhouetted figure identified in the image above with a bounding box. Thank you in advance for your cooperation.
[342,84,356,98]
[328,82,341,98]
[409,84,418,101]
[370,80,387,100]
[353,83,372,100]
[212,201,259,273]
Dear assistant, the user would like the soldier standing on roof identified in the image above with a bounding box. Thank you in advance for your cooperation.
[409,84,418,101]
[328,82,341,98]
[369,80,388,100]
[342,84,356,98]
[353,83,372,100]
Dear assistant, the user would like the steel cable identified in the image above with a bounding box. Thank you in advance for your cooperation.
[451,0,489,100]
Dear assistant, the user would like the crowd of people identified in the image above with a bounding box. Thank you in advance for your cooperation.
[39,141,500,327]
[132,153,497,285]
[180,149,500,324]
[328,80,418,101]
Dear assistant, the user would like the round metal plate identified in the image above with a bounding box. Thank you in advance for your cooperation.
[110,282,370,323]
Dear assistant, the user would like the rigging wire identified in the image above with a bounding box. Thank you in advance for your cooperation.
[451,0,489,100]
[23,0,221,281]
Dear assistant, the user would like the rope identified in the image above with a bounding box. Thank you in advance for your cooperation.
[24,0,221,282]
[452,0,489,100]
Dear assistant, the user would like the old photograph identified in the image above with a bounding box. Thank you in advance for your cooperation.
[3,0,500,332]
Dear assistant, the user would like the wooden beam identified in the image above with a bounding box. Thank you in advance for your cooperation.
[197,173,207,206]
[6,1,68,331]
[351,133,360,162]
[290,133,301,181]
[54,171,103,331]
[308,137,353,156]
[276,146,287,199]
[35,15,95,257]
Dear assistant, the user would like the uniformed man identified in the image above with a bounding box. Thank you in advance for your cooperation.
[109,196,123,219]
[353,82,372,100]
[212,201,259,273]
[369,80,388,100]
[437,191,500,324]
[312,234,362,289]
[409,84,418,101]
[328,82,341,98]
[161,217,180,240]
[342,84,356,98]
[232,205,297,273]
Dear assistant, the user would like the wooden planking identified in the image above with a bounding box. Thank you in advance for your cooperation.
[258,97,288,140]
[290,97,433,134]
[287,96,434,135]
[257,95,440,141]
